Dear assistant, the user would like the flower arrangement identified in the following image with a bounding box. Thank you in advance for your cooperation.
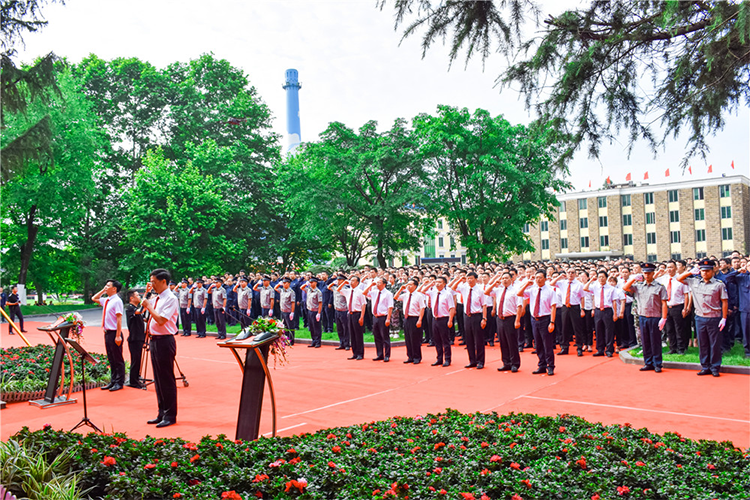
[50,311,85,341]
[246,317,291,368]
[9,411,749,500]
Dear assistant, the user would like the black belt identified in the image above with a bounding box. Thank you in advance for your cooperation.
[532,314,550,320]
[349,310,363,314]
[668,304,684,308]
[151,334,176,339]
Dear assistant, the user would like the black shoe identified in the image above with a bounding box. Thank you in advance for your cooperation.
[403,359,413,364]
[431,361,443,366]
[345,347,350,350]
[476,363,484,370]
[558,349,569,355]
[347,356,357,360]
[21,330,28,332]
[711,371,720,377]
[697,369,711,376]
[531,350,537,354]
[640,365,654,371]
[100,383,113,390]
[547,368,554,376]
[127,383,145,389]
[442,362,451,367]
[518,346,524,352]
[465,364,477,368]
[654,367,662,373]
[413,359,421,365]
[497,366,511,372]
[511,366,518,373]
[428,341,435,347]
[335,347,345,350]
[356,356,363,360]
[458,341,466,346]
[383,357,389,362]
[667,349,677,355]
[606,352,613,358]
[593,352,604,357]
[531,368,546,374]
[109,384,123,391]
[308,345,316,348]
[315,345,321,348]
[577,349,583,357]
[372,356,384,361]
[147,416,163,424]
[155,419,176,428]
[488,341,494,347]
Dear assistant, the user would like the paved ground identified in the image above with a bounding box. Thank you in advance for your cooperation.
[2,319,749,449]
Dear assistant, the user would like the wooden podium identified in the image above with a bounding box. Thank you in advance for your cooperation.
[218,332,280,441]
[30,322,77,408]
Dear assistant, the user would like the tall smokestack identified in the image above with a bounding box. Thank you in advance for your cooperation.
[283,69,301,153]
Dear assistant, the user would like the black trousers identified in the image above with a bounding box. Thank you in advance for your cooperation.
[497,316,521,369]
[8,305,23,332]
[104,329,126,386]
[463,314,485,365]
[335,310,349,348]
[179,307,192,335]
[455,303,465,338]
[615,303,633,347]
[349,312,364,357]
[372,316,391,358]
[432,317,452,363]
[240,308,251,328]
[665,304,690,352]
[324,305,335,333]
[206,302,214,324]
[150,335,177,421]
[214,308,226,337]
[364,302,373,332]
[127,335,145,385]
[403,316,422,361]
[594,307,616,354]
[281,312,295,345]
[521,309,534,347]
[193,308,206,336]
[421,308,433,343]
[560,304,585,348]
[531,315,554,369]
[583,310,595,345]
[307,310,322,347]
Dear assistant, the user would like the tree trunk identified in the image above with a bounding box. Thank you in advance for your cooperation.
[376,243,387,269]
[35,283,44,305]
[18,204,39,285]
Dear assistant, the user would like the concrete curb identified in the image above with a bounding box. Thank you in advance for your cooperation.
[181,331,408,348]
[619,346,750,374]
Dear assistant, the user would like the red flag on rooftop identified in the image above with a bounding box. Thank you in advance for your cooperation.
[644,171,649,180]
[731,160,735,169]
[625,173,631,181]
[688,166,692,175]
[588,180,592,188]
[665,168,670,177]
[606,176,611,184]
[708,164,713,173]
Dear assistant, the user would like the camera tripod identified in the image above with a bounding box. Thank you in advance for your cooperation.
[138,328,189,389]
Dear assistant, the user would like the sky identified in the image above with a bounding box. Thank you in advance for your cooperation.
[15,0,750,191]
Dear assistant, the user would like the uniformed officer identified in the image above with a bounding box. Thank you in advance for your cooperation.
[302,277,323,348]
[517,270,559,376]
[275,277,297,345]
[623,263,668,372]
[394,278,425,364]
[177,279,192,336]
[210,278,227,339]
[254,276,275,318]
[339,276,367,360]
[677,259,728,376]
[364,277,394,362]
[234,277,252,329]
[486,271,521,372]
[189,280,208,338]
[328,274,350,351]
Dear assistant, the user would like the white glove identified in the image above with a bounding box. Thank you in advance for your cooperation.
[289,312,294,320]
[691,266,700,275]
[186,308,190,314]
[718,318,727,331]
[201,308,205,314]
[246,309,251,315]
[658,318,667,331]
[316,313,321,322]
[635,274,644,282]
[268,310,273,317]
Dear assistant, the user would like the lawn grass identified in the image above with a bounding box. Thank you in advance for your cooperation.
[628,342,750,366]
[203,320,400,344]
[19,303,100,316]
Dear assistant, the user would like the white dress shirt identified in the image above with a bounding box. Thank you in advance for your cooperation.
[149,288,179,336]
[589,283,618,309]
[428,288,454,318]
[554,279,585,306]
[522,284,559,317]
[100,295,123,330]
[494,284,519,319]
[457,283,486,315]
[400,291,425,317]
[657,275,690,307]
[369,288,394,316]
[342,287,367,313]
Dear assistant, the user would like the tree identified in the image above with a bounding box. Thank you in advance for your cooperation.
[413,105,569,261]
[383,0,750,166]
[279,119,431,268]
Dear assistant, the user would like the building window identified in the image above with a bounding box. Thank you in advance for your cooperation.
[542,239,550,250]
[578,199,587,210]
[644,192,654,205]
[669,210,680,223]
[580,236,590,248]
[720,185,731,198]
[722,227,733,240]
[668,190,679,203]
[623,234,633,246]
[424,236,436,258]
[671,253,682,260]
[598,196,607,208]
[561,238,568,249]
[693,187,704,200]
[694,208,705,221]
[647,232,657,245]
[696,229,706,242]
[523,223,530,233]
[696,252,707,259]
[622,214,632,226]
[437,219,443,229]
[621,194,631,207]
[560,219,567,231]
[540,220,549,232]
[646,212,655,224]
[450,236,455,247]
[647,254,658,263]
[600,235,609,247]
[580,217,588,229]
[721,206,732,219]
[560,201,566,212]
[599,216,608,227]
[438,237,444,247]
[670,231,681,243]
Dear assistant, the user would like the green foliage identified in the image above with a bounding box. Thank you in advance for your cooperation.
[385,0,750,167]
[0,439,83,500]
[413,105,569,262]
[629,343,750,367]
[12,411,750,499]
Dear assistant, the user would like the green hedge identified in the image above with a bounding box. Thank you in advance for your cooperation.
[9,410,749,499]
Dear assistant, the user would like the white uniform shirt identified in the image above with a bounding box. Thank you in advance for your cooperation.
[400,291,425,317]
[149,288,179,336]
[369,288,394,316]
[554,279,585,307]
[522,284,559,317]
[457,283,486,315]
[589,283,618,309]
[494,284,519,319]
[657,276,690,307]
[428,288,455,318]
[342,286,367,312]
[100,295,123,330]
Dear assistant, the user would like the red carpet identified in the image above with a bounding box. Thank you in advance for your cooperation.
[2,321,749,449]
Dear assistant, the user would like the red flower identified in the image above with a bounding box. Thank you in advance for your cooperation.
[636,461,646,466]
[173,494,182,498]
[460,494,475,500]
[216,442,224,450]
[90,448,98,453]
[559,426,567,432]
[434,467,442,474]
[511,495,523,500]
[190,454,200,463]
[372,490,381,496]
[434,442,445,450]
[327,433,337,440]
[510,462,521,470]
[188,479,201,486]
[100,456,116,467]
[480,468,490,476]
[576,457,587,469]
[332,446,341,453]
[490,455,502,463]
[253,474,269,483]
[440,489,447,495]
[221,491,243,500]
[481,442,489,448]
[285,479,307,493]
[707,463,716,470]
[521,479,532,489]
[616,486,630,495]
[481,496,491,500]
[144,463,156,470]
[328,461,337,468]
[591,495,601,500]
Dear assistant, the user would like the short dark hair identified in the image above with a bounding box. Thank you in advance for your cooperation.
[437,276,448,284]
[126,289,138,302]
[108,279,122,292]
[150,268,171,283]
[467,271,478,279]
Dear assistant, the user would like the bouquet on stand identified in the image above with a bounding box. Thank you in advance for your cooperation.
[50,312,85,341]
[243,317,291,368]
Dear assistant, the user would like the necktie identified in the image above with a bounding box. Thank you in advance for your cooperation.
[599,286,604,311]
[533,288,541,318]
[434,291,440,316]
[101,298,109,328]
[467,288,473,316]
[499,288,507,320]
[348,289,353,314]
[375,291,381,316]
[667,279,672,302]
[565,282,571,308]
[406,293,412,318]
